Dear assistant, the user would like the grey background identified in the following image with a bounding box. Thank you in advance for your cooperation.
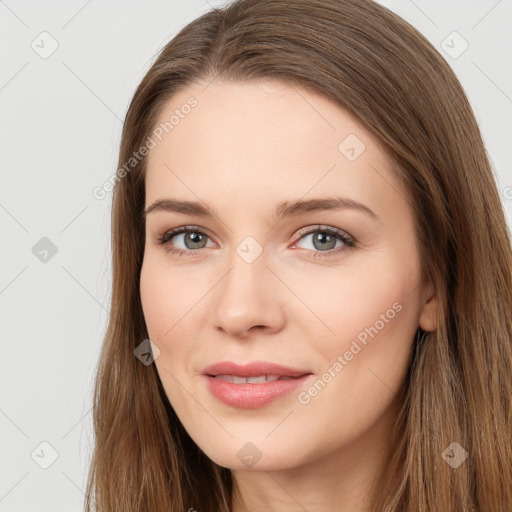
[0,0,511,510]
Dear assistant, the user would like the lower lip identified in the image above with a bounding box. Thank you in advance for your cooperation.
[203,374,314,409]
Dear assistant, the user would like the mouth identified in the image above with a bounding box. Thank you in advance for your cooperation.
[209,374,302,383]
[201,361,314,408]
[201,360,311,379]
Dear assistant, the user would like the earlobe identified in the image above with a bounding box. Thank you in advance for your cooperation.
[418,283,439,332]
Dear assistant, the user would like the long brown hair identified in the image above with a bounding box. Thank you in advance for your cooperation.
[84,0,512,510]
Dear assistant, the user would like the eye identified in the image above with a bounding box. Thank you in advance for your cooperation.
[154,225,356,259]
[292,226,356,258]
[155,226,215,256]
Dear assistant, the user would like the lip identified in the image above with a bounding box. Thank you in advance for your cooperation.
[201,361,314,409]
[202,361,311,378]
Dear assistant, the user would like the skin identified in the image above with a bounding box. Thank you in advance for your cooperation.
[140,79,439,512]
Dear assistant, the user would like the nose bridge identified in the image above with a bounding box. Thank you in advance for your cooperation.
[221,244,271,305]
[211,241,284,335]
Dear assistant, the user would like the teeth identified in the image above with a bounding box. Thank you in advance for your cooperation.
[214,374,284,384]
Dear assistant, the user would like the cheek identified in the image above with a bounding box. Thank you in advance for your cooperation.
[140,258,197,341]
[140,262,168,340]
[140,270,181,386]
[291,253,419,340]
[290,254,421,399]
[139,257,209,377]
[289,261,420,444]
[140,260,197,406]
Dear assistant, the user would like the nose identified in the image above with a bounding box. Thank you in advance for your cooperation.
[211,248,286,338]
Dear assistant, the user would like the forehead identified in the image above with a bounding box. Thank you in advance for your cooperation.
[144,79,404,219]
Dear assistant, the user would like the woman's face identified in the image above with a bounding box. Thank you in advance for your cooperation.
[140,79,438,472]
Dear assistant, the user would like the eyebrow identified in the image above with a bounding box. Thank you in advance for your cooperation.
[143,196,377,220]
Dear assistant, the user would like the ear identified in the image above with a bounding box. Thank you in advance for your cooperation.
[418,281,439,332]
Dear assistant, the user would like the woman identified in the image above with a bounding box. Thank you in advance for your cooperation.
[84,0,512,510]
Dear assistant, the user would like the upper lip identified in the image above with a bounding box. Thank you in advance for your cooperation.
[202,361,312,378]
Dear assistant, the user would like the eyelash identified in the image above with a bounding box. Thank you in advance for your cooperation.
[154,225,356,259]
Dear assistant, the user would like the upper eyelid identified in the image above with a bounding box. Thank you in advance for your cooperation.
[294,225,353,240]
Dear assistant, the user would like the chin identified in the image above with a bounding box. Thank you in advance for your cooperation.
[194,436,306,472]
